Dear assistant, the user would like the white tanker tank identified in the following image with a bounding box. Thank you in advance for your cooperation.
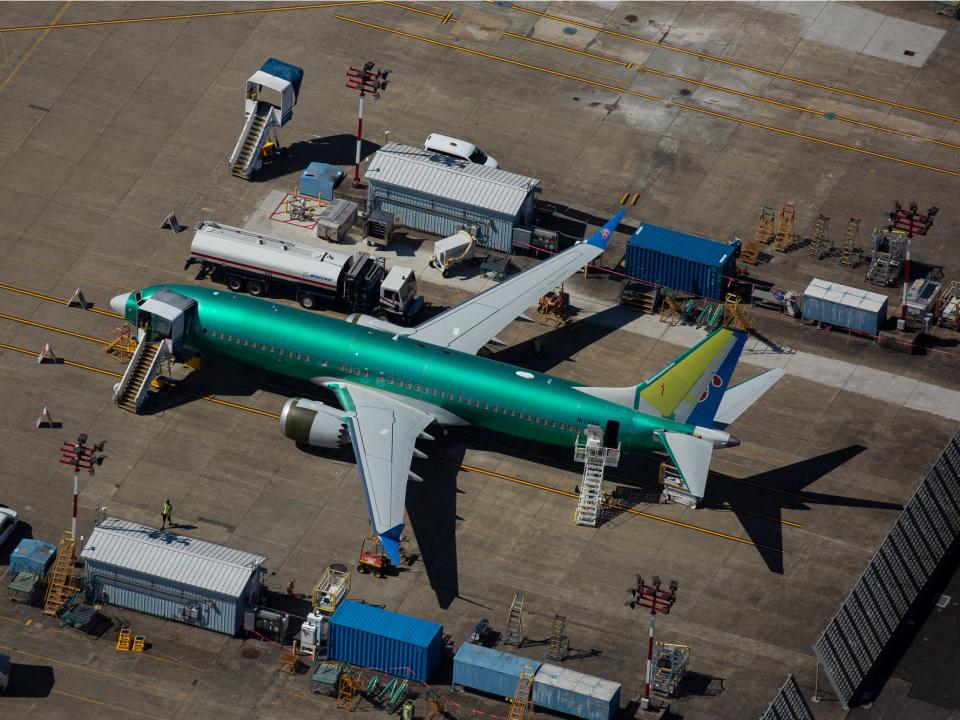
[184,221,423,322]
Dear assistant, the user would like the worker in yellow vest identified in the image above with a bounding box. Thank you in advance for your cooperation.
[161,499,172,529]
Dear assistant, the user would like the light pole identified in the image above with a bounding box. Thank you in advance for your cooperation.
[625,575,678,711]
[59,434,96,540]
[345,61,391,188]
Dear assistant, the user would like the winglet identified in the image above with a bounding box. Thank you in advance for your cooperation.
[379,523,404,565]
[586,211,625,249]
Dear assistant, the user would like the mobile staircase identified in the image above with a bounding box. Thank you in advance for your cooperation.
[866,228,910,287]
[112,335,168,413]
[229,58,303,179]
[574,424,620,527]
[43,531,79,616]
[507,666,536,720]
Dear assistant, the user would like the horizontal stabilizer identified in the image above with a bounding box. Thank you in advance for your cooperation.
[659,431,713,499]
[714,368,785,427]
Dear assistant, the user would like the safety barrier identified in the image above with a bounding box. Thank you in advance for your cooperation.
[759,675,815,720]
[812,429,960,709]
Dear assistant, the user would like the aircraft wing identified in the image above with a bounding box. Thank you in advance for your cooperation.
[326,382,434,564]
[408,211,625,354]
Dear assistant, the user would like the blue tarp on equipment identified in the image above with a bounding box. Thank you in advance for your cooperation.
[9,539,56,576]
[260,58,303,100]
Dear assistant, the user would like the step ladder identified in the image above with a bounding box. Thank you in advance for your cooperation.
[503,592,525,647]
[771,202,796,252]
[723,293,751,331]
[574,424,620,527]
[659,462,699,507]
[739,240,761,265]
[132,635,146,652]
[42,531,79,616]
[113,337,164,414]
[116,628,132,652]
[231,109,271,179]
[838,217,861,267]
[755,206,776,244]
[866,228,910,287]
[507,666,536,720]
[546,615,569,662]
[807,214,831,259]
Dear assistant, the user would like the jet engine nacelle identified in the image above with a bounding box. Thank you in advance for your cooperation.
[345,313,414,336]
[280,398,350,448]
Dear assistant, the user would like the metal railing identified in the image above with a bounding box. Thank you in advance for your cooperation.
[759,675,815,720]
[812,428,960,709]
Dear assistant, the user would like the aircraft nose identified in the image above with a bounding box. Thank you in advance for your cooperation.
[110,292,131,314]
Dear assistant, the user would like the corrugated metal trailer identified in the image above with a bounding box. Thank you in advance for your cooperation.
[624,222,737,301]
[328,600,442,682]
[80,518,265,636]
[802,278,888,335]
[533,664,621,720]
[453,643,542,698]
[365,143,539,253]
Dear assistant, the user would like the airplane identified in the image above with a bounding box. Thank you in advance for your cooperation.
[110,212,783,564]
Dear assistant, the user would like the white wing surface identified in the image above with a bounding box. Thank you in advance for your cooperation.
[327,382,434,564]
[408,212,625,354]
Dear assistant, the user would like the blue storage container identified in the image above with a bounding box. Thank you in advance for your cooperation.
[300,162,343,200]
[328,601,442,682]
[533,664,621,720]
[9,539,56,576]
[453,643,541,698]
[802,278,888,335]
[624,223,737,301]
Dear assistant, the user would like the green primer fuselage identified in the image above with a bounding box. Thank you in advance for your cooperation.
[126,285,693,449]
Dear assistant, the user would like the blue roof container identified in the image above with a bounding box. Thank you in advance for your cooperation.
[533,664,621,720]
[328,601,442,682]
[453,643,541,699]
[260,58,303,100]
[300,162,343,201]
[9,539,56,576]
[624,222,737,301]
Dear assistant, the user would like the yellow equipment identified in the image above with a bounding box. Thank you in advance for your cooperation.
[116,628,132,652]
[312,564,351,614]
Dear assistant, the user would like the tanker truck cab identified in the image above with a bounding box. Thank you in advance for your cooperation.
[378,266,423,324]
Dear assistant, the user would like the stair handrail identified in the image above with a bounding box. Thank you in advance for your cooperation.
[131,339,173,412]
[112,332,149,404]
[229,108,261,166]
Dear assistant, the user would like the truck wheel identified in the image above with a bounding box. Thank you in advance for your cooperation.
[246,280,265,296]
[299,294,317,310]
[226,277,243,292]
[441,269,450,278]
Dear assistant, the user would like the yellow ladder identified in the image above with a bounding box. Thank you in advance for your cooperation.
[755,206,776,244]
[116,628,132,652]
[132,635,146,652]
[807,214,831,259]
[507,666,535,720]
[546,614,568,661]
[503,592,525,647]
[838,217,861,267]
[42,532,78,616]
[739,240,761,265]
[771,202,796,252]
[724,293,751,331]
[337,669,365,711]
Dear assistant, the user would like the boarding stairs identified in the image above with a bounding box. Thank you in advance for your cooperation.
[507,666,536,720]
[807,214,831,259]
[546,615,569,662]
[771,202,796,252]
[503,592,525,647]
[230,106,273,179]
[43,531,79,616]
[574,424,620,527]
[113,335,166,413]
[838,217,861,267]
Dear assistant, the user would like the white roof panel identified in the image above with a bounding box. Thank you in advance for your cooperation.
[803,278,888,310]
[364,143,539,217]
[81,518,265,598]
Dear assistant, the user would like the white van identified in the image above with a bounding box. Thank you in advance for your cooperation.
[424,133,499,168]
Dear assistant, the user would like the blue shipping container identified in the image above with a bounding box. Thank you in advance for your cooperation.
[328,601,442,682]
[624,223,737,301]
[9,539,56,576]
[802,278,888,335]
[533,664,621,720]
[300,162,342,201]
[453,643,541,699]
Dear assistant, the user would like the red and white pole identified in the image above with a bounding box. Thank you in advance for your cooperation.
[71,470,79,539]
[641,609,657,710]
[900,241,911,321]
[353,91,365,187]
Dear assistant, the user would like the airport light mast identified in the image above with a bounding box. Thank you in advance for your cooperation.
[345,61,390,188]
[58,434,96,540]
[625,575,678,711]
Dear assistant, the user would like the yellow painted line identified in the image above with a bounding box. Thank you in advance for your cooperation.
[504,31,960,152]
[508,5,960,125]
[0,312,110,345]
[0,1,72,93]
[0,0,377,33]
[382,1,458,22]
[0,281,123,319]
[335,15,960,179]
[0,341,122,378]
[205,396,280,419]
[51,689,159,718]
[456,462,782,552]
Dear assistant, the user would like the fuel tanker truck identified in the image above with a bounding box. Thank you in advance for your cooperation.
[184,221,423,325]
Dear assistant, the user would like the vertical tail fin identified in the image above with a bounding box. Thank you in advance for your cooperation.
[635,329,747,424]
